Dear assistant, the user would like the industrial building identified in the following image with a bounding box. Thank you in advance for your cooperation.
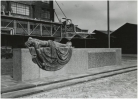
[1,1,137,58]
[1,1,93,58]
[111,23,137,54]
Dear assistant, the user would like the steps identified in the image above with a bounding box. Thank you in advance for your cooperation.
[1,65,137,98]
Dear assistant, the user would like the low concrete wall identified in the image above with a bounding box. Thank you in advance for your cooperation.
[13,48,121,81]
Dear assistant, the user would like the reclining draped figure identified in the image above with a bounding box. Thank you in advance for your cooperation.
[25,37,72,71]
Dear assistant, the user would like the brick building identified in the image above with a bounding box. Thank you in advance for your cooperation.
[1,1,54,21]
[1,1,94,58]
[1,1,56,48]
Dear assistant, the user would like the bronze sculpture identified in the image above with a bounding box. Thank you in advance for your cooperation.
[25,37,72,71]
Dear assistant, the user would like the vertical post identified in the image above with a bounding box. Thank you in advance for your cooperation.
[10,29,12,35]
[84,39,86,48]
[13,20,17,35]
[5,36,7,55]
[65,19,67,37]
[27,21,30,35]
[107,0,110,48]
[74,25,76,33]
[60,25,62,38]
[51,24,53,36]
[40,23,42,36]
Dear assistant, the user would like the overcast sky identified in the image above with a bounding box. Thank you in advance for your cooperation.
[54,1,137,32]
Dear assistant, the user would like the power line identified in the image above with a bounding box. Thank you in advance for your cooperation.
[55,0,67,19]
[54,11,60,22]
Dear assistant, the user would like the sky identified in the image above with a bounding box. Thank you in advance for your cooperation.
[54,1,137,32]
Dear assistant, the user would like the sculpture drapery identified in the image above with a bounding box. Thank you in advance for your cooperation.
[25,37,72,71]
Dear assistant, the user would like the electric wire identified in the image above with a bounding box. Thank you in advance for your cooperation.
[55,0,67,19]
[54,11,60,22]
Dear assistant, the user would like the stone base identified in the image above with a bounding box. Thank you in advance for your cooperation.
[13,48,121,81]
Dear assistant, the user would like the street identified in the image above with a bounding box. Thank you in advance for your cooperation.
[24,70,137,98]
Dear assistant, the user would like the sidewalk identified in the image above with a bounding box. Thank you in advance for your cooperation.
[122,54,137,57]
[1,56,137,98]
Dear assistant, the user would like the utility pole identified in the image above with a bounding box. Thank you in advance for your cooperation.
[107,0,110,48]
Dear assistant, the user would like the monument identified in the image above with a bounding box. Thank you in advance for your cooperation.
[25,37,72,71]
[13,38,121,81]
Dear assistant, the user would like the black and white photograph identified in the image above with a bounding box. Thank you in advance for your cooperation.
[1,0,137,98]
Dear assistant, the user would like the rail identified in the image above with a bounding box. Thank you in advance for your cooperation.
[1,15,63,37]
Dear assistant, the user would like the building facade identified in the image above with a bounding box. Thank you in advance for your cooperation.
[111,23,137,54]
[1,1,93,58]
[92,23,137,54]
[92,30,114,48]
[1,1,54,21]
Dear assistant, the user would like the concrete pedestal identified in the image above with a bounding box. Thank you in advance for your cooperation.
[13,48,121,81]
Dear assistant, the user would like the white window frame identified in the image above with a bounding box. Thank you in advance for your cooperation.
[11,2,30,16]
[42,0,50,4]
[41,9,50,19]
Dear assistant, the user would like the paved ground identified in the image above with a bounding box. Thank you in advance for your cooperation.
[1,54,137,98]
[24,70,137,98]
[1,56,137,89]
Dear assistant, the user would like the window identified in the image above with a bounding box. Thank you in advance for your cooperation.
[1,5,5,12]
[11,2,29,16]
[42,0,50,4]
[41,9,50,19]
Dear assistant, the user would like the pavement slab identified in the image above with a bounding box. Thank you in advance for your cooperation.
[22,71,137,98]
[1,66,137,98]
[1,55,137,98]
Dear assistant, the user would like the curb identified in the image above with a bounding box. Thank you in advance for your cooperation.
[1,66,137,98]
[2,65,136,94]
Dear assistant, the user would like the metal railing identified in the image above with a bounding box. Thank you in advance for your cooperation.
[1,15,62,37]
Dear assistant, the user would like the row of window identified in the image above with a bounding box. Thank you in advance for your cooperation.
[41,9,50,19]
[11,2,30,16]
[10,2,50,19]
[42,0,50,4]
